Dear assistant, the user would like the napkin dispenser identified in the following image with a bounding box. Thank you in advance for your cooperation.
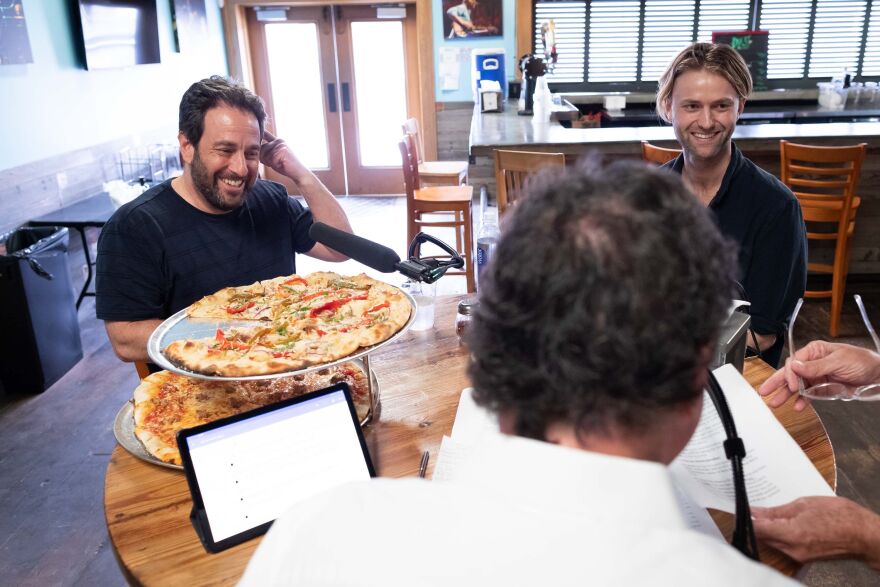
[711,311,751,373]
[479,80,503,113]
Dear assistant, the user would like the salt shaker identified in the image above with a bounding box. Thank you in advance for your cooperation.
[456,299,478,342]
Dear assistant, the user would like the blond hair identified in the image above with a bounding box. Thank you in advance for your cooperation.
[655,43,752,122]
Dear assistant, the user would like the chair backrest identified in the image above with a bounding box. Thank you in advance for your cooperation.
[780,140,865,238]
[780,140,865,201]
[399,134,420,201]
[494,150,566,216]
[641,141,681,165]
[402,118,424,165]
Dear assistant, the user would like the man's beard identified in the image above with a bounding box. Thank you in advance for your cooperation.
[191,150,251,212]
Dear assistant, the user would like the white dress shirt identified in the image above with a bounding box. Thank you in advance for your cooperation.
[240,433,797,586]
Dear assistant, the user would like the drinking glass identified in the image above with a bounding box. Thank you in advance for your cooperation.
[788,296,880,401]
[401,280,436,331]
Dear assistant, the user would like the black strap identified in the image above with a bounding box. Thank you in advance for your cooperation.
[705,369,760,561]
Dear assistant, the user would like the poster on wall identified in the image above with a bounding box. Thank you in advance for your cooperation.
[172,0,209,53]
[0,0,34,65]
[442,0,502,39]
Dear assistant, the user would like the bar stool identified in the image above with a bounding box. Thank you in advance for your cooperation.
[402,118,468,186]
[780,140,866,337]
[494,150,565,217]
[641,141,681,165]
[399,135,475,292]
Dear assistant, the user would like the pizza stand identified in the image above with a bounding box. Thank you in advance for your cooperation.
[113,227,464,470]
[113,292,418,469]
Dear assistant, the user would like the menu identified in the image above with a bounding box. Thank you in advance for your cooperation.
[712,30,769,91]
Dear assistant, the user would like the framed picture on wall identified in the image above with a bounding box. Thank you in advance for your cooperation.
[442,0,502,40]
[0,0,34,65]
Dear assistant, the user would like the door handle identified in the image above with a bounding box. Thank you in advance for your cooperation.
[341,82,351,112]
[327,83,337,113]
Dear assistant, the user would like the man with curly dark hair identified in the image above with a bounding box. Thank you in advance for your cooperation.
[241,160,797,585]
[469,158,735,447]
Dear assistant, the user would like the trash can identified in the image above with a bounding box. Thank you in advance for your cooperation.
[0,226,83,394]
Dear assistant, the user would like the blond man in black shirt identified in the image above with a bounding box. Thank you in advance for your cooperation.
[657,43,807,366]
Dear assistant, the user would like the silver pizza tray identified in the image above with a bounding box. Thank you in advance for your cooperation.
[114,400,181,470]
[114,359,381,470]
[147,288,416,381]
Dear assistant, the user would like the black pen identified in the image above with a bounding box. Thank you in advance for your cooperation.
[418,450,430,478]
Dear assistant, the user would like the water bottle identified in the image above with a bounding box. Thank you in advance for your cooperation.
[476,206,499,289]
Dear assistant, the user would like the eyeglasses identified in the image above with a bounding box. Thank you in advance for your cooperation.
[788,295,880,401]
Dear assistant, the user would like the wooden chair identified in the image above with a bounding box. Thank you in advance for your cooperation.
[641,141,681,165]
[400,135,475,292]
[402,118,468,186]
[494,150,566,216]
[780,140,866,337]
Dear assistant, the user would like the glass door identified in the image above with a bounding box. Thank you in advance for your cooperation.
[335,6,416,194]
[247,5,416,195]
[247,7,345,195]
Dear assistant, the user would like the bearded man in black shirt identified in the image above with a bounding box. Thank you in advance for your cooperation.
[97,76,352,363]
[657,43,807,367]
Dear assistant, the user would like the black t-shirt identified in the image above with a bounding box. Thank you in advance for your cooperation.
[664,143,807,366]
[96,179,316,321]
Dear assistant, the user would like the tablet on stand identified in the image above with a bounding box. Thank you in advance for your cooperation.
[177,382,375,553]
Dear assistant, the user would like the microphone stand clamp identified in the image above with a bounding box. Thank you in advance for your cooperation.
[394,232,465,284]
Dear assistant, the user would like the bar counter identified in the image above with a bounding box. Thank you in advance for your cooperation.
[468,104,880,274]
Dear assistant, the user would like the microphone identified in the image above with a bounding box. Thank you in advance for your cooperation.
[308,223,464,284]
[309,223,400,273]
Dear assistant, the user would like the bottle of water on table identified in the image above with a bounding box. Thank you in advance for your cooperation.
[476,206,499,289]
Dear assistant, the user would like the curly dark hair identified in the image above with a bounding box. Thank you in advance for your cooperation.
[178,75,266,147]
[468,158,738,441]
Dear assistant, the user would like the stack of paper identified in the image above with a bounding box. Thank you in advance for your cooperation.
[432,388,497,482]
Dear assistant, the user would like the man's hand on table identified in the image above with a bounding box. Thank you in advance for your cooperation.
[757,341,880,411]
[753,496,880,571]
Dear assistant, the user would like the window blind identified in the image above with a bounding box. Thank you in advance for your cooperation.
[863,1,880,75]
[641,1,696,82]
[531,0,879,88]
[807,1,867,78]
[534,1,588,82]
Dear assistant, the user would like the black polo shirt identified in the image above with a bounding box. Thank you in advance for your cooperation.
[663,143,807,367]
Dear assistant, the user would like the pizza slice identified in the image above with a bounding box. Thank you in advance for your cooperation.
[187,280,274,320]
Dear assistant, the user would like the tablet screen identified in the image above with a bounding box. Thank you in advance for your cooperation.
[178,383,374,550]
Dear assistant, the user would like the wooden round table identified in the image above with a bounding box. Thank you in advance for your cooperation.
[105,298,835,585]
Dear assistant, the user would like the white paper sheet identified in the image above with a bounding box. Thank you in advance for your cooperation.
[449,387,497,443]
[670,364,834,513]
[434,388,498,482]
[672,484,725,541]
[432,435,465,482]
[439,47,461,91]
